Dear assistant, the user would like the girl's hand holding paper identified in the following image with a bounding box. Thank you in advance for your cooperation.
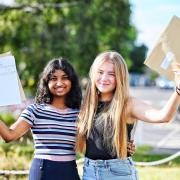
[172,62,180,88]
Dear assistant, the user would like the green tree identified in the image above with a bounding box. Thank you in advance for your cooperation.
[129,44,148,73]
[0,0,138,95]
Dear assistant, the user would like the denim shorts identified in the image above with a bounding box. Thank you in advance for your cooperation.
[29,158,80,180]
[82,157,138,180]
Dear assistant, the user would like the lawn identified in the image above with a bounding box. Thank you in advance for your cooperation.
[0,144,179,180]
[133,146,180,180]
[137,166,180,180]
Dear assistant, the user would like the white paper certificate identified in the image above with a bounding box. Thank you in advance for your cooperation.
[0,55,22,106]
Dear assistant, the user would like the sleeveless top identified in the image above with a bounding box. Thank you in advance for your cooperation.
[85,101,133,160]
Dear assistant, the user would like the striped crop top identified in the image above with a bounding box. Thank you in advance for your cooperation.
[20,103,79,161]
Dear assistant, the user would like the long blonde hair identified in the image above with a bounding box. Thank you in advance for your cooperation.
[77,50,130,159]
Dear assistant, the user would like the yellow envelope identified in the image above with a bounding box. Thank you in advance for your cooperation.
[0,52,26,106]
[144,16,180,81]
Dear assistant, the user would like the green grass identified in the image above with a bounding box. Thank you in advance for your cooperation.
[137,167,180,180]
[132,145,180,167]
[133,153,180,166]
[133,146,180,180]
[0,144,179,179]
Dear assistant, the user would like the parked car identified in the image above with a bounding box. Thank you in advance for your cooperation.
[129,73,153,87]
[155,76,175,89]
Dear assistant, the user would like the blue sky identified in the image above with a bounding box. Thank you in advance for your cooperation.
[130,0,180,53]
[1,0,180,53]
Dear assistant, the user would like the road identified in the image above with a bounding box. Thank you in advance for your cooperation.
[130,87,180,153]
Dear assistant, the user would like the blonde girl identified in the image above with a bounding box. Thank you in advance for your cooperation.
[77,50,180,180]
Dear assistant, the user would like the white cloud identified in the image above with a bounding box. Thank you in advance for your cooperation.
[0,0,14,5]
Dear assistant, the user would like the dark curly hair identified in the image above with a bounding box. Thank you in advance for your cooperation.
[35,58,82,109]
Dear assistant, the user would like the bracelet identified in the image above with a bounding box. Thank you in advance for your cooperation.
[176,86,180,95]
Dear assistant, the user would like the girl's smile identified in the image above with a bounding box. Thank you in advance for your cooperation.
[48,69,72,98]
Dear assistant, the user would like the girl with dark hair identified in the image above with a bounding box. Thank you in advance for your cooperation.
[0,58,81,180]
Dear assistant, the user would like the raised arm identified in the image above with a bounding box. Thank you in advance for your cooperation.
[0,118,31,143]
[129,63,180,123]
[129,90,180,123]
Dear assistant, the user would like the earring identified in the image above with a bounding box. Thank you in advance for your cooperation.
[97,90,100,95]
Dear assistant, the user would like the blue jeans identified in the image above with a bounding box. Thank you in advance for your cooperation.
[82,157,138,180]
[29,158,80,180]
